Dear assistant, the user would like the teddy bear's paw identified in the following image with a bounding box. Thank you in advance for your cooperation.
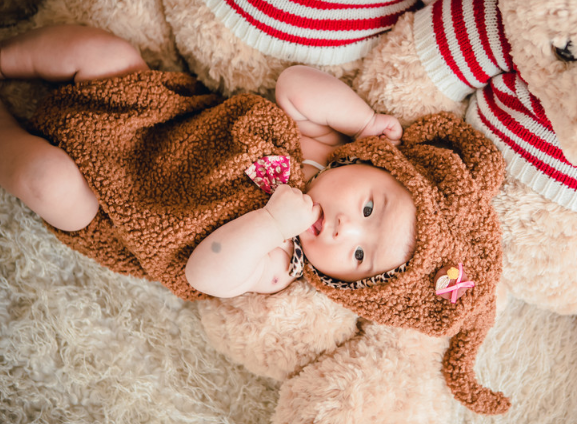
[494,176,577,315]
[272,323,454,424]
[354,12,468,127]
[198,279,359,381]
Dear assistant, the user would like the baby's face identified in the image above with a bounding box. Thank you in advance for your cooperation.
[299,164,416,282]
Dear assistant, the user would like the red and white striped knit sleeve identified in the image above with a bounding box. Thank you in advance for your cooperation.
[467,73,577,211]
[413,0,513,101]
[203,0,421,66]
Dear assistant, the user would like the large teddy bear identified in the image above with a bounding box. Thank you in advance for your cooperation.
[1,0,576,423]
[164,0,577,421]
[166,0,577,314]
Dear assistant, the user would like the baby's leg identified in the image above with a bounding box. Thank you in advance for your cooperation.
[0,101,99,231]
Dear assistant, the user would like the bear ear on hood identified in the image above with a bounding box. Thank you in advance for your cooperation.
[309,113,504,334]
[400,112,506,200]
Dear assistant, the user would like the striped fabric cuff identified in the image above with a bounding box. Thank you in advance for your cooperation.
[414,0,513,101]
[467,73,577,211]
[203,0,420,65]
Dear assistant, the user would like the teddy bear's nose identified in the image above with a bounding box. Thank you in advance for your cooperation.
[552,40,576,62]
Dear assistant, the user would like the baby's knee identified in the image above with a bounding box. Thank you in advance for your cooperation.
[13,146,98,230]
[16,148,74,198]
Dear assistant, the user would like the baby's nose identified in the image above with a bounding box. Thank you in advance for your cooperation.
[334,215,361,238]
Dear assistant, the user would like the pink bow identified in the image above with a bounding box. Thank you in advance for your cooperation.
[245,156,291,194]
[435,263,475,304]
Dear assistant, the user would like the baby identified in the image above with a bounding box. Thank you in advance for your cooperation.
[0,25,416,298]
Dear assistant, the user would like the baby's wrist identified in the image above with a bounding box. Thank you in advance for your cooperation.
[261,207,289,243]
[352,111,376,140]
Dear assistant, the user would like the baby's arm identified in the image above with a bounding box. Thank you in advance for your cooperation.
[275,65,402,147]
[186,185,320,297]
[0,24,148,82]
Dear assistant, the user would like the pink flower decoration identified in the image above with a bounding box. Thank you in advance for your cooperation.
[245,156,291,194]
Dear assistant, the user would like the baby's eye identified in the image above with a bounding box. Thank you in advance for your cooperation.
[354,246,364,262]
[363,200,374,217]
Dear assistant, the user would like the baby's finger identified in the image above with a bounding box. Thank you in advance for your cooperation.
[272,184,290,196]
[383,120,403,141]
[302,192,314,206]
[311,203,322,221]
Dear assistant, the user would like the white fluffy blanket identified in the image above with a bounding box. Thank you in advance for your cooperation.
[1,0,577,423]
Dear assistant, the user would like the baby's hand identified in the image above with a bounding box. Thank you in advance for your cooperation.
[355,113,403,145]
[264,185,321,240]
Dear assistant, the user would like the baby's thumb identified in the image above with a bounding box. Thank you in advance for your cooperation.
[311,203,322,222]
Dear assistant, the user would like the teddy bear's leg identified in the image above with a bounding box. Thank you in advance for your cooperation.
[272,320,454,424]
[162,0,374,98]
[162,0,287,98]
[198,280,359,381]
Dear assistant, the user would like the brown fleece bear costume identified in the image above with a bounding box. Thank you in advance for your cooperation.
[30,70,307,302]
[30,70,507,414]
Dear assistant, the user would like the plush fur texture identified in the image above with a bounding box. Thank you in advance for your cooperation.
[162,0,363,99]
[2,0,577,423]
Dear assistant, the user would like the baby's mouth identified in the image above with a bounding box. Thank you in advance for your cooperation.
[310,210,324,236]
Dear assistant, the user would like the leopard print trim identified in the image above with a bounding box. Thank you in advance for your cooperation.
[288,236,305,278]
[307,156,365,186]
[312,262,408,290]
[289,236,408,289]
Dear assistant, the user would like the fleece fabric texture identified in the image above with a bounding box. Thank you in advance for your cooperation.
[29,70,306,302]
[304,112,508,415]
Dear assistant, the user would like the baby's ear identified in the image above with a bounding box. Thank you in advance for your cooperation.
[400,112,506,198]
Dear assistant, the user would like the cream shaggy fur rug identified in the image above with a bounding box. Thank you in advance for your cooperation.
[0,188,280,423]
[1,0,577,422]
[2,173,577,424]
